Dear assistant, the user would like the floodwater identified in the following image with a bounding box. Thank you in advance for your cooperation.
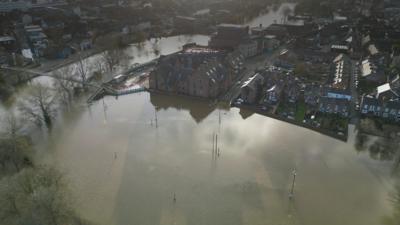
[2,3,399,225]
[245,3,304,27]
[45,93,396,225]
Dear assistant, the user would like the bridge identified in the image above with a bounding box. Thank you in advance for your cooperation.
[1,64,149,104]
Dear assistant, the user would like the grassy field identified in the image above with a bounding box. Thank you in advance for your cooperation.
[295,102,306,122]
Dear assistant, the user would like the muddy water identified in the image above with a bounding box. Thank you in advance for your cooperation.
[44,93,395,225]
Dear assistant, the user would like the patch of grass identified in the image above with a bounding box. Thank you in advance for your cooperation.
[295,102,306,122]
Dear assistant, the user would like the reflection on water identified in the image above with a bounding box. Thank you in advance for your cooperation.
[239,108,255,120]
[46,93,396,225]
[150,93,229,123]
[383,185,400,225]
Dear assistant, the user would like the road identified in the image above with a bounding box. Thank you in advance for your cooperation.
[349,60,360,124]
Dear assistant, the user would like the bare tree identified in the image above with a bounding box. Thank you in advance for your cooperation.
[53,67,76,109]
[152,42,160,56]
[19,83,58,129]
[76,55,89,91]
[282,6,293,24]
[0,114,32,173]
[101,49,121,72]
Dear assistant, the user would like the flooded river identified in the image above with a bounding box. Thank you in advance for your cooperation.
[1,3,399,225]
[45,93,395,225]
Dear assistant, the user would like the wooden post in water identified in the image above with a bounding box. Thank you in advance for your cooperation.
[215,134,218,158]
[212,133,215,157]
[218,110,221,131]
[155,109,158,128]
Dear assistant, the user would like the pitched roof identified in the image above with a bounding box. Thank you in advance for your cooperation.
[377,83,391,94]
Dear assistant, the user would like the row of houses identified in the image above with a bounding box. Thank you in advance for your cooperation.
[360,76,400,122]
[240,68,303,106]
[361,96,400,122]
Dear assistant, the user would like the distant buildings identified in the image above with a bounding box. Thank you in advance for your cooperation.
[209,24,250,50]
[25,25,48,57]
[0,0,67,13]
[0,0,30,13]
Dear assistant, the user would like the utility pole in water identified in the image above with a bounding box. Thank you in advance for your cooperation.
[212,133,215,157]
[155,109,158,128]
[289,168,297,199]
[215,134,218,157]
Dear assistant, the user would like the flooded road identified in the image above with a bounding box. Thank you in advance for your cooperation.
[45,93,395,225]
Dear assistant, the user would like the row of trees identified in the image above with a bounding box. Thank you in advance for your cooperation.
[15,45,132,130]
[0,40,133,224]
[0,46,131,224]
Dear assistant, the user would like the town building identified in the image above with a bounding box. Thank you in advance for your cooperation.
[25,25,48,57]
[319,97,350,117]
[0,36,16,52]
[264,83,283,105]
[381,100,400,121]
[360,96,400,122]
[304,84,322,106]
[323,87,352,101]
[209,24,250,50]
[360,57,386,84]
[238,40,258,58]
[376,82,399,101]
[331,54,351,90]
[240,73,264,104]
[360,95,381,115]
[149,44,244,99]
[331,44,350,54]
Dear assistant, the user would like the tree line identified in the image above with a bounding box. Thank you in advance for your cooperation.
[0,45,131,224]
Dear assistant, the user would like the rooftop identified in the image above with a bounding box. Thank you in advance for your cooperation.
[218,24,247,29]
[377,83,391,94]
[182,46,220,54]
[241,73,262,89]
[0,36,15,42]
